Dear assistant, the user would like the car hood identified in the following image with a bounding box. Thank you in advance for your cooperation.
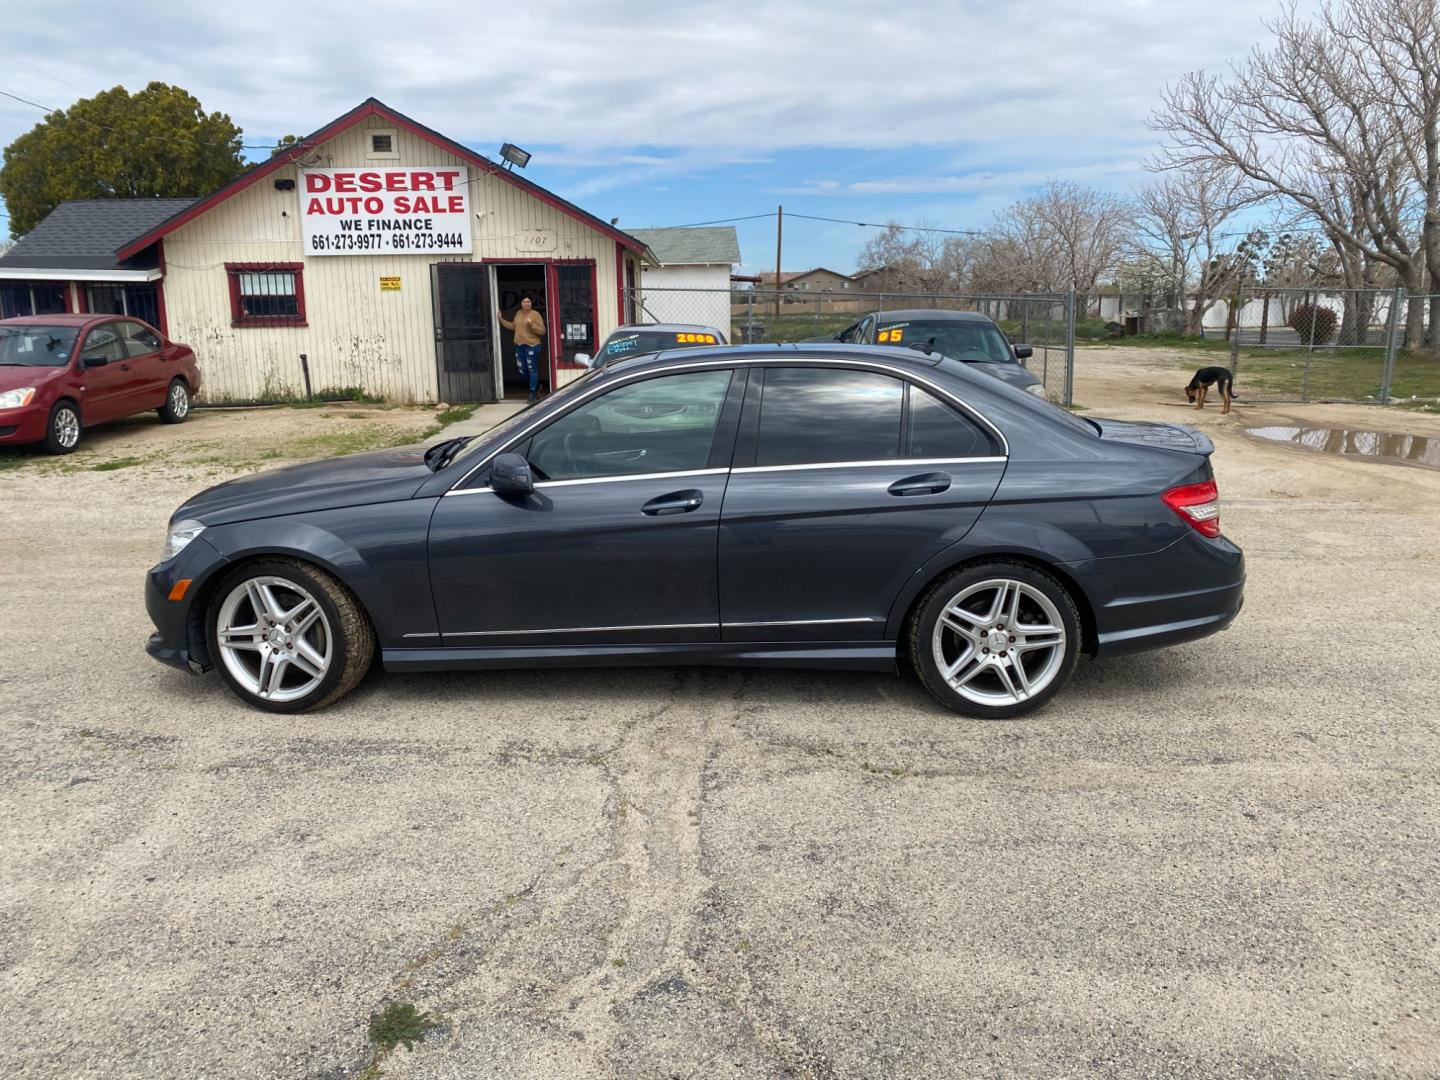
[175,446,435,526]
[0,364,67,393]
[970,360,1041,390]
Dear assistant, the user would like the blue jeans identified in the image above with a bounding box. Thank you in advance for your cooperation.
[515,344,541,392]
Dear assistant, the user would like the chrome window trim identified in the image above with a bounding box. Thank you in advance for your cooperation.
[723,617,882,627]
[443,467,729,497]
[401,632,440,639]
[445,622,715,637]
[732,457,1006,475]
[447,355,1009,492]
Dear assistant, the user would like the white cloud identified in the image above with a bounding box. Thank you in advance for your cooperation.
[2,0,1286,152]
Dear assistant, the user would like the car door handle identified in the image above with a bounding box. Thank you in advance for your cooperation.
[641,489,704,516]
[888,472,951,496]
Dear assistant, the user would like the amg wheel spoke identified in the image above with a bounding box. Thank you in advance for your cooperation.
[218,624,262,650]
[940,613,981,643]
[1009,654,1032,696]
[945,602,988,628]
[1015,630,1063,654]
[285,598,319,634]
[946,653,987,688]
[993,661,1022,701]
[293,639,326,677]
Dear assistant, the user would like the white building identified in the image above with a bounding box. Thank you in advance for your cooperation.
[0,99,655,402]
[628,227,740,333]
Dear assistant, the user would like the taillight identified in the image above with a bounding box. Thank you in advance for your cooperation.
[1162,479,1221,538]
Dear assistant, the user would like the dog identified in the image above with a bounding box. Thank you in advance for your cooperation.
[1185,366,1238,413]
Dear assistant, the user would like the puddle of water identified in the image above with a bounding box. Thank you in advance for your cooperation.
[1245,425,1440,470]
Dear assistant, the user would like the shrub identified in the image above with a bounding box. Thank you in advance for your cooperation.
[1287,303,1337,345]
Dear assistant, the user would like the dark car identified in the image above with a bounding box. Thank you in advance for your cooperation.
[579,322,726,367]
[839,309,1048,398]
[0,314,201,453]
[145,343,1243,718]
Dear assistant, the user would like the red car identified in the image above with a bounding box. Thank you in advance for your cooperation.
[0,314,201,454]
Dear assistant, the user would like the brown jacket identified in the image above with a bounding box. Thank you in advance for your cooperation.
[501,308,546,347]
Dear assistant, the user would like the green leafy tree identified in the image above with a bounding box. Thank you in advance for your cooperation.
[0,82,247,237]
[270,134,304,157]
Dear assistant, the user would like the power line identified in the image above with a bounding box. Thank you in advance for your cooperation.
[0,87,281,150]
[649,212,779,228]
[647,210,986,237]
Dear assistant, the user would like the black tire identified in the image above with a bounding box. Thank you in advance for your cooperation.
[43,400,82,455]
[207,557,375,713]
[158,378,191,424]
[908,560,1081,719]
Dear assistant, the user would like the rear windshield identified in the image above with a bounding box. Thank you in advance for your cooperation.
[0,325,78,367]
[877,319,1015,365]
[599,329,720,361]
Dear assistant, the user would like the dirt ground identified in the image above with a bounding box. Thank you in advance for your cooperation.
[2,351,1439,1079]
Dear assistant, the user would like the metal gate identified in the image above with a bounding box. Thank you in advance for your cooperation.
[431,263,496,402]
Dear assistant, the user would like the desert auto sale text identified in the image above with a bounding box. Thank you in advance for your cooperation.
[299,166,473,256]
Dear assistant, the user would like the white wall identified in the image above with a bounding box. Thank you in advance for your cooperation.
[162,114,628,402]
[637,264,732,334]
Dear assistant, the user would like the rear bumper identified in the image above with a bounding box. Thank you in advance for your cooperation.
[1067,531,1245,658]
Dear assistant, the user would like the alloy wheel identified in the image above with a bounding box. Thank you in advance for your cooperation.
[216,576,333,703]
[54,407,79,449]
[169,383,190,418]
[931,578,1067,707]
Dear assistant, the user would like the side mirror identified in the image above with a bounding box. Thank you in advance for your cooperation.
[574,353,592,369]
[83,354,108,368]
[1014,344,1034,360]
[490,452,535,496]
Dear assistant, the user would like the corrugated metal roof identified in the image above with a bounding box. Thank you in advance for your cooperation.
[0,198,197,270]
[628,226,740,267]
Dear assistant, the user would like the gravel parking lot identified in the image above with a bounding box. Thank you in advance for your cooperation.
[3,353,1439,1079]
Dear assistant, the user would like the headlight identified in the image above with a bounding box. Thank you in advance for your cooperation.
[162,519,205,562]
[1025,383,1048,397]
[0,387,36,409]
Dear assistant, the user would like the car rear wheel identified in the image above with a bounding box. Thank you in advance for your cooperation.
[158,379,191,424]
[909,561,1080,719]
[44,400,82,454]
[208,558,374,713]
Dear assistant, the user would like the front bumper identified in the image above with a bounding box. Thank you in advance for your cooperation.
[144,535,229,673]
[0,407,48,445]
[1067,531,1245,658]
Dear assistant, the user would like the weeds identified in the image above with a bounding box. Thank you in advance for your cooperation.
[368,1002,436,1052]
[90,456,145,472]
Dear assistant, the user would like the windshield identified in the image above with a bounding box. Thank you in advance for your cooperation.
[598,329,720,361]
[446,368,602,465]
[0,325,78,367]
[877,319,1015,364]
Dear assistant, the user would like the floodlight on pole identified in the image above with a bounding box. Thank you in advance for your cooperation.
[499,143,532,171]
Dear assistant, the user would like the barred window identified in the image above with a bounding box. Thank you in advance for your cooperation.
[226,264,306,326]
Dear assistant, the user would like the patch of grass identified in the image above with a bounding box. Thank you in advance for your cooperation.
[861,761,909,779]
[368,1002,437,1053]
[263,427,427,460]
[1097,332,1233,351]
[309,385,385,405]
[89,456,145,472]
[1142,343,1440,403]
[0,451,29,471]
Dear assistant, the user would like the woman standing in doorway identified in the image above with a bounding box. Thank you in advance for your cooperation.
[501,295,547,403]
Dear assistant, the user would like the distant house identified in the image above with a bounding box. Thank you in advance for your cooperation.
[629,226,740,331]
[757,267,854,293]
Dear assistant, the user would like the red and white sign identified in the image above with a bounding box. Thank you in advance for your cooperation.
[299,167,472,255]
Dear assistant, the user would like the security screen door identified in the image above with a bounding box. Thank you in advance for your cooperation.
[432,263,497,402]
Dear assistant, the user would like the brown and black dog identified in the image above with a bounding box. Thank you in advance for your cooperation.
[1185,366,1237,414]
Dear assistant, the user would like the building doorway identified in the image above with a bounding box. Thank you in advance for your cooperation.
[493,263,550,399]
[431,263,496,402]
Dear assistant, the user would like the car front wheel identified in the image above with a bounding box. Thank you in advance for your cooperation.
[44,400,82,454]
[208,558,374,712]
[158,379,191,423]
[909,561,1081,719]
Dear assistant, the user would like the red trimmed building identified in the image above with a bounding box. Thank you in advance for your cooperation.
[0,99,653,403]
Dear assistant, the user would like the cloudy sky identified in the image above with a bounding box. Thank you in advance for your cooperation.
[2,1,1298,272]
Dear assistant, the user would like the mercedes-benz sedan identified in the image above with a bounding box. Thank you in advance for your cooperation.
[145,344,1244,717]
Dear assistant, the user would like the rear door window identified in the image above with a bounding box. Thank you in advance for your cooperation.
[116,320,163,357]
[906,386,999,458]
[755,367,903,466]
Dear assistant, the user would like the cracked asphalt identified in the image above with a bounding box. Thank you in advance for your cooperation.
[3,351,1439,1078]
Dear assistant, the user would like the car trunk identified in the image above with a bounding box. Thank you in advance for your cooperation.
[1090,417,1214,457]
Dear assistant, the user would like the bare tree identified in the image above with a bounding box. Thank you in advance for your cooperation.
[1134,166,1258,334]
[1151,0,1439,346]
[856,222,953,293]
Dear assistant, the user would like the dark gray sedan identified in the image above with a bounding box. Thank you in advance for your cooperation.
[146,344,1244,718]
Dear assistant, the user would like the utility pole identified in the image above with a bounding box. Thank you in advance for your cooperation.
[773,205,783,319]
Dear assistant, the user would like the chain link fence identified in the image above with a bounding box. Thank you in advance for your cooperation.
[625,286,1077,403]
[1203,286,1440,406]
